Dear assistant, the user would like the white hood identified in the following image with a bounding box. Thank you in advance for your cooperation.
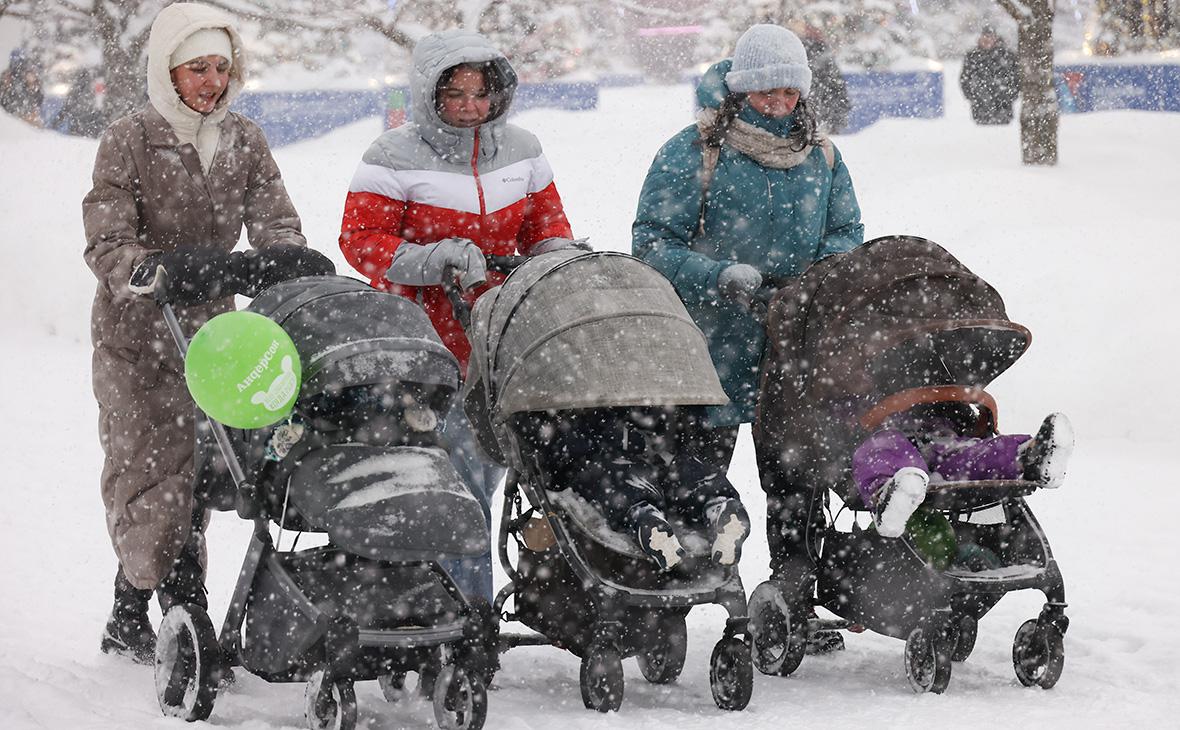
[146,3,246,168]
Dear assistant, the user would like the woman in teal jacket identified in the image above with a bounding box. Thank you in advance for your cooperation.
[632,23,863,470]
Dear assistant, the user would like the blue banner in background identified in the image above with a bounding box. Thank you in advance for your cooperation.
[1055,63,1180,113]
[233,89,385,147]
[842,70,944,133]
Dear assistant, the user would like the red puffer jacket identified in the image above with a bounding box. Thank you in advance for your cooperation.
[340,124,571,373]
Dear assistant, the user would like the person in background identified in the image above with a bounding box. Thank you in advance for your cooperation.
[339,29,578,604]
[51,68,105,137]
[791,22,850,134]
[83,2,326,665]
[0,49,44,126]
[960,26,1020,125]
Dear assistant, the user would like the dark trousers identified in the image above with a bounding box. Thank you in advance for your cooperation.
[754,435,827,586]
[566,452,740,533]
[675,415,739,474]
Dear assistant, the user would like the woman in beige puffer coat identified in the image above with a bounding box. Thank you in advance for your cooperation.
[82,2,309,664]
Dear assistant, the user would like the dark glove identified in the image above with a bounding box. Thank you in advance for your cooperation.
[386,238,487,291]
[529,237,592,255]
[235,245,335,297]
[716,263,762,307]
[128,247,239,305]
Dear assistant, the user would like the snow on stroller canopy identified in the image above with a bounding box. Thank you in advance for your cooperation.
[468,251,728,422]
[247,275,461,399]
[764,235,1031,404]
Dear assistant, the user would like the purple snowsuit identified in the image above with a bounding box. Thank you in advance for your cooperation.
[852,413,1029,507]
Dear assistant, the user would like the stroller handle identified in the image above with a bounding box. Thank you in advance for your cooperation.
[443,253,529,331]
[152,270,263,520]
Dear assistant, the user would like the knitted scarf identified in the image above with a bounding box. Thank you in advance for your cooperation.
[696,107,819,170]
[693,107,832,237]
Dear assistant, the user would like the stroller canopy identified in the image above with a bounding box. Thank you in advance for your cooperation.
[248,276,461,399]
[465,251,727,466]
[756,236,1030,465]
[763,235,1029,405]
[468,251,726,417]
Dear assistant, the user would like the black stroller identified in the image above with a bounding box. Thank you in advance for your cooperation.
[461,250,755,712]
[151,273,492,730]
[748,235,1069,693]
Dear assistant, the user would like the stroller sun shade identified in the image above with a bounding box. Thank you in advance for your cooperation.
[764,235,1030,404]
[464,251,727,466]
[247,276,461,400]
[470,251,727,418]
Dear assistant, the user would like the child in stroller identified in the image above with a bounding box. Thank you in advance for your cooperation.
[854,389,1074,537]
[518,405,751,571]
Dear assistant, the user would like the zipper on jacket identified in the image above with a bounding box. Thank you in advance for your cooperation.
[471,128,487,216]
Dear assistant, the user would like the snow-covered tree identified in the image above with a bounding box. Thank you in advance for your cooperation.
[1085,0,1179,53]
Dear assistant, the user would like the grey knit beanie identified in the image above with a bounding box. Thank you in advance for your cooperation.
[726,24,812,98]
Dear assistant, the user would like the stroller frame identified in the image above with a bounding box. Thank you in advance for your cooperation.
[446,253,755,712]
[747,235,1070,694]
[151,283,489,730]
[750,457,1070,696]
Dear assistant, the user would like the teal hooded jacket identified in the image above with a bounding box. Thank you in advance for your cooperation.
[632,60,864,427]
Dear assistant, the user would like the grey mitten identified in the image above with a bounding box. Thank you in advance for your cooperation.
[386,238,488,290]
[529,237,592,255]
[716,263,761,306]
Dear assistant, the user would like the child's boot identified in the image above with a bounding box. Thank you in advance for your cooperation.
[100,567,157,665]
[873,467,929,538]
[705,497,751,566]
[629,503,685,571]
[1020,413,1074,488]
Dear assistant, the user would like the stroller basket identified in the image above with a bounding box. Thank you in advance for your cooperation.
[242,546,463,676]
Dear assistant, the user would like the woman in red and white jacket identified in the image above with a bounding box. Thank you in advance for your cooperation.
[340,29,575,372]
[339,29,576,603]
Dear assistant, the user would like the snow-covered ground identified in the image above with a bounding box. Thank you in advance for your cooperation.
[1,69,1178,728]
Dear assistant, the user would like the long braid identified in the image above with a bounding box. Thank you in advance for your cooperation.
[700,92,747,148]
[785,97,821,151]
[700,93,822,152]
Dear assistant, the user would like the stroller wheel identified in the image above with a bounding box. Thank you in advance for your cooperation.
[709,636,753,711]
[155,604,220,721]
[748,581,806,676]
[1012,619,1065,689]
[949,615,979,662]
[378,671,407,703]
[904,626,952,694]
[304,668,357,730]
[580,642,624,712]
[636,614,688,684]
[432,664,488,730]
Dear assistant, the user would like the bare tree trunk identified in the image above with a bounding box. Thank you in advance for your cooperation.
[998,1,1058,165]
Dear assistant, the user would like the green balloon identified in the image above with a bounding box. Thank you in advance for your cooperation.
[185,311,301,429]
[905,508,957,570]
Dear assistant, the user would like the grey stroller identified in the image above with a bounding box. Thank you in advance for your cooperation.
[462,250,755,712]
[152,274,491,730]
